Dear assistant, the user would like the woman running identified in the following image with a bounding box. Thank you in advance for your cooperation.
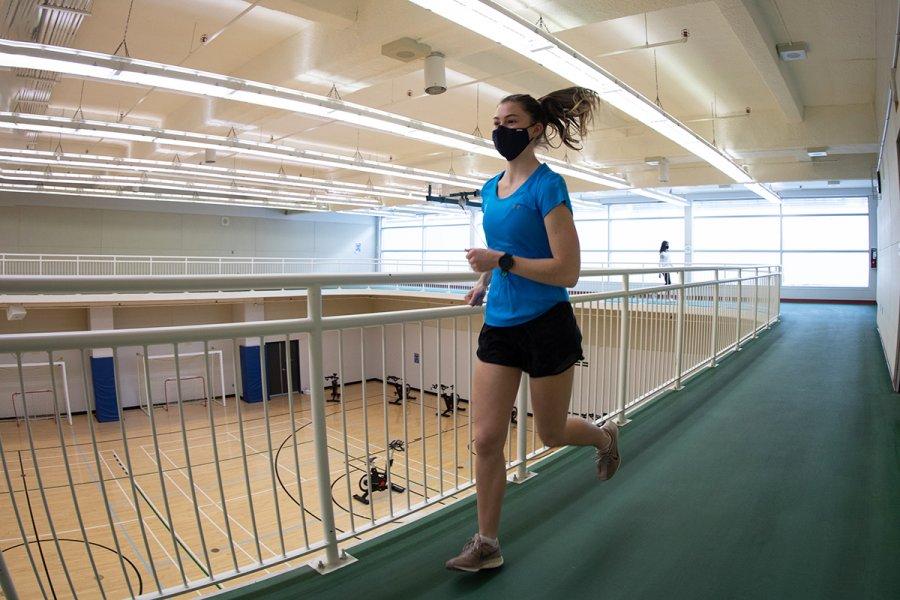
[446,87,620,572]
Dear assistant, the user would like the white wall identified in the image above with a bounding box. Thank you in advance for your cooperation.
[0,194,376,259]
[875,0,900,390]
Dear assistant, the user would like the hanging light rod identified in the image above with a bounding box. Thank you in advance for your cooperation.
[0,39,629,190]
[0,148,424,202]
[407,0,780,204]
[0,112,481,188]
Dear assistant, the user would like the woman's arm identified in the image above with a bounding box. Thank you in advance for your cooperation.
[465,204,581,288]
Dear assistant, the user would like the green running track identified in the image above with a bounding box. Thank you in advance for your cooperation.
[216,303,899,600]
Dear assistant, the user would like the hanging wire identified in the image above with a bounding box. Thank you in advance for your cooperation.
[653,49,662,108]
[113,0,136,57]
[472,84,484,138]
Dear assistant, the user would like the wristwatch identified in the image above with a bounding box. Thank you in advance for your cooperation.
[498,253,514,275]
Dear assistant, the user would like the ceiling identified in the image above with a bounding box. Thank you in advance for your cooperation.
[0,0,879,215]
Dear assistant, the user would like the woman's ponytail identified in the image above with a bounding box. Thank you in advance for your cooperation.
[537,87,599,150]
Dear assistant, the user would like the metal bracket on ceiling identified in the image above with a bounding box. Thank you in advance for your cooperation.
[426,184,482,210]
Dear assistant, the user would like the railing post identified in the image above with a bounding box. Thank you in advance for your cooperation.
[0,548,18,600]
[674,269,686,389]
[765,267,772,329]
[615,274,630,426]
[710,269,719,368]
[511,375,536,483]
[735,274,743,351]
[306,285,354,572]
[39,255,43,275]
[752,267,759,338]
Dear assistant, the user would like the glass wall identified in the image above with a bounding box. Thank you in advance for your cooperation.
[380,195,871,288]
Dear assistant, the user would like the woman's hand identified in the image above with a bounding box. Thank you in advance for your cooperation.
[464,283,487,306]
[465,248,503,273]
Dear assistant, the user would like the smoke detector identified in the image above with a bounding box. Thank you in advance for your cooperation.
[381,37,431,62]
[776,42,808,61]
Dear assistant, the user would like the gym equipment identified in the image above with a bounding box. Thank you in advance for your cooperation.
[137,350,226,414]
[325,373,341,403]
[386,375,417,405]
[353,439,405,505]
[432,384,467,417]
[0,360,72,424]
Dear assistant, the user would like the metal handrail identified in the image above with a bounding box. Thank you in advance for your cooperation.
[0,265,781,599]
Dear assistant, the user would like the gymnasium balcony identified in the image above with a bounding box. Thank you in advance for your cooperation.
[0,265,896,599]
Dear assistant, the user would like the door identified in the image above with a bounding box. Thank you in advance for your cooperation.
[264,340,302,397]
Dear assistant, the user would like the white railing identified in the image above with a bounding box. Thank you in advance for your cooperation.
[0,252,768,279]
[0,266,781,599]
[0,253,474,276]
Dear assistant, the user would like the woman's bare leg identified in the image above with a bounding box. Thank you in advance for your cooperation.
[529,366,612,450]
[472,358,522,538]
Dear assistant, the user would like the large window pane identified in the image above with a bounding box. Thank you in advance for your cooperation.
[693,199,779,216]
[582,251,609,265]
[610,219,684,250]
[610,203,684,219]
[380,252,422,272]
[609,251,684,265]
[381,227,421,251]
[424,225,469,251]
[423,251,468,268]
[693,217,779,250]
[782,197,868,215]
[692,252,781,266]
[782,215,868,250]
[575,220,608,250]
[782,252,869,286]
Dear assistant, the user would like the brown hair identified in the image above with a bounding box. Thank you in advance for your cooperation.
[499,87,599,151]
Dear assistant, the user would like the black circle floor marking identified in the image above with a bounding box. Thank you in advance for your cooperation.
[1,538,143,596]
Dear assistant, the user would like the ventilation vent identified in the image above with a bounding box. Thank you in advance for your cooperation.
[381,37,431,62]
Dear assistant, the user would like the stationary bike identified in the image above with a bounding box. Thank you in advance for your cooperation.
[386,375,417,405]
[353,439,405,505]
[432,384,467,417]
[325,373,341,403]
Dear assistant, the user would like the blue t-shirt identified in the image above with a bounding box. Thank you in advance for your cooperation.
[481,163,572,327]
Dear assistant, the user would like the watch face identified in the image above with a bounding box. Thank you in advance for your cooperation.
[499,253,513,270]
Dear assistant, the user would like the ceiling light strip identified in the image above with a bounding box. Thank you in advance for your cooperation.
[0,39,628,189]
[408,0,780,203]
[0,148,426,202]
[0,112,482,188]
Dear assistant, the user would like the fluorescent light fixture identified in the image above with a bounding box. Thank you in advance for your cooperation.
[0,167,382,207]
[806,147,828,158]
[630,188,687,206]
[0,112,482,188]
[0,182,330,212]
[0,39,627,189]
[0,148,425,202]
[408,0,780,203]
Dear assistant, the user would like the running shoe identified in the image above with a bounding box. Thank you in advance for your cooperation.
[596,420,621,480]
[445,534,504,572]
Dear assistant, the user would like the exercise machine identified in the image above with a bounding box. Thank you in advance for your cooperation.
[386,375,417,405]
[353,439,405,505]
[432,383,467,417]
[325,373,341,403]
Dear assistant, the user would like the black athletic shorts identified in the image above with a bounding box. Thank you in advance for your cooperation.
[477,301,584,378]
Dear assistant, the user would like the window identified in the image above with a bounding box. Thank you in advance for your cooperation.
[575,220,608,250]
[692,252,781,266]
[424,225,469,251]
[782,215,868,250]
[381,227,421,251]
[693,217,779,250]
[610,219,684,251]
[782,253,869,287]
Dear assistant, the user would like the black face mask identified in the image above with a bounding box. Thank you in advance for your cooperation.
[492,124,535,161]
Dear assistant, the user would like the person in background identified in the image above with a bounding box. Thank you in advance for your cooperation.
[659,240,671,285]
